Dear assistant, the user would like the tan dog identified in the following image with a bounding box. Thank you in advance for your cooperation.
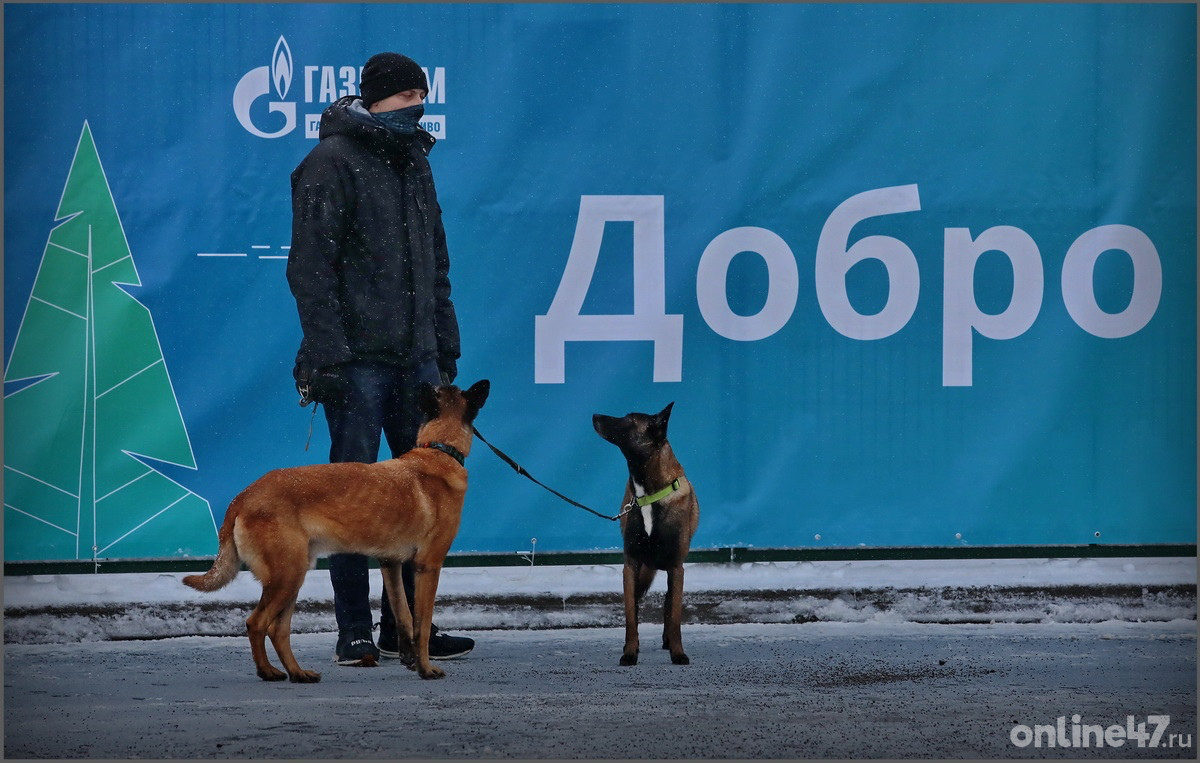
[593,402,699,666]
[183,380,489,682]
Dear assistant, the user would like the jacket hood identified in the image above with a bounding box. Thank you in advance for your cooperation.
[318,95,435,155]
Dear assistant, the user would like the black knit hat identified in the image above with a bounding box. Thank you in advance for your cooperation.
[359,52,428,107]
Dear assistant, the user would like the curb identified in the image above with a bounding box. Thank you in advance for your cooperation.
[5,583,1195,644]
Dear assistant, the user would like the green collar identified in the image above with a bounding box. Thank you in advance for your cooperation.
[422,441,466,466]
[635,478,682,508]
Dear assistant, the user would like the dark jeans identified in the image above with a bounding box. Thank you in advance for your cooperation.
[323,359,442,633]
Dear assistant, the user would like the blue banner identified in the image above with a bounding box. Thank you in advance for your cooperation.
[4,3,1195,561]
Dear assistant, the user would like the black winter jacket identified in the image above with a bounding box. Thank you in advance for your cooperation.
[287,96,460,380]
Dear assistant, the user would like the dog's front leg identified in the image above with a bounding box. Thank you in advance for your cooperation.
[663,565,689,665]
[620,560,640,666]
[411,562,446,679]
[379,561,416,668]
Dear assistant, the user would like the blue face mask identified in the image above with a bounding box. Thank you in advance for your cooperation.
[373,103,425,135]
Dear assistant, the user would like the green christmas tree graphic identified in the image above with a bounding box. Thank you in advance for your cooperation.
[4,123,217,561]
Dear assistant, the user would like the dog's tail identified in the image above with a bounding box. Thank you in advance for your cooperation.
[182,497,242,593]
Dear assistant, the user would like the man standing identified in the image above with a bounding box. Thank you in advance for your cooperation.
[287,51,474,666]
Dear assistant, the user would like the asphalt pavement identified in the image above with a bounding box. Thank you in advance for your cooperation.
[4,620,1195,759]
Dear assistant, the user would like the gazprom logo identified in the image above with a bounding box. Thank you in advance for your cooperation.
[233,37,448,141]
[233,36,298,138]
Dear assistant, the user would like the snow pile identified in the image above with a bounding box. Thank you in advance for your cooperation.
[4,556,1195,643]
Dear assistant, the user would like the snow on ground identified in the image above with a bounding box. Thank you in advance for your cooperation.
[6,556,1194,607]
[4,556,1195,644]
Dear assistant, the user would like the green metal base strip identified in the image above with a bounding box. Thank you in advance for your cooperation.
[4,544,1195,577]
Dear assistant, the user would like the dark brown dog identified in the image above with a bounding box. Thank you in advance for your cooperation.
[593,402,699,666]
[183,381,489,682]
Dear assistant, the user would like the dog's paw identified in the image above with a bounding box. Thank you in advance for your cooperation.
[670,653,690,666]
[289,670,322,683]
[257,665,287,681]
[418,665,446,680]
[619,653,638,666]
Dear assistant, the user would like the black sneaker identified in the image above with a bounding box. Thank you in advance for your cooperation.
[376,623,403,661]
[334,625,379,667]
[428,626,474,660]
[377,623,473,660]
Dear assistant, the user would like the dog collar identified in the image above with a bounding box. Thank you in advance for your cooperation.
[634,478,681,508]
[421,441,466,466]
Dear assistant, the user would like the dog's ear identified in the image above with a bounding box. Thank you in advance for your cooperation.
[658,402,674,424]
[418,382,440,420]
[463,379,490,422]
[656,401,674,431]
[648,402,674,442]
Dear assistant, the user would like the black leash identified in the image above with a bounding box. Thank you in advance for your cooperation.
[471,427,628,521]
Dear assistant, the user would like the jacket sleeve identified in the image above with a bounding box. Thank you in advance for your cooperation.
[431,198,462,374]
[286,150,355,372]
